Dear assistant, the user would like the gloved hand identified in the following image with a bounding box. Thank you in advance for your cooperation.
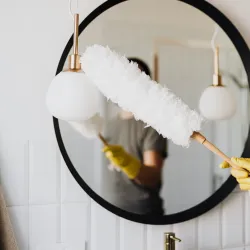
[220,157,250,190]
[102,145,141,179]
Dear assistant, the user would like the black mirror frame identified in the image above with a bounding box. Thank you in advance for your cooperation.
[53,0,250,225]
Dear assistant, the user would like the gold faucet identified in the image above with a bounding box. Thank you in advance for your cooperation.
[164,233,181,250]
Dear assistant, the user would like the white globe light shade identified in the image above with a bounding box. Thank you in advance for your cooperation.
[46,71,100,121]
[199,86,237,120]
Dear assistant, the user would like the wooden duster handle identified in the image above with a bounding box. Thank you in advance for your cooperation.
[191,132,243,171]
[98,133,109,146]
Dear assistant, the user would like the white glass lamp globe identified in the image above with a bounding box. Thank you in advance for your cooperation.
[199,86,237,120]
[46,71,100,121]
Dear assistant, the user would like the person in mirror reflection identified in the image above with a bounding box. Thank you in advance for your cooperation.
[103,58,167,216]
[220,158,250,190]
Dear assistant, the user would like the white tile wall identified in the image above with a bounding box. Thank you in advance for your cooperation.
[90,201,119,250]
[197,204,221,249]
[61,203,89,245]
[61,156,89,203]
[246,192,250,246]
[120,219,145,250]
[29,205,58,249]
[173,219,197,250]
[222,193,245,248]
[0,0,249,250]
[147,224,173,250]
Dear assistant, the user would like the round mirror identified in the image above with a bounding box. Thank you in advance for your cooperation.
[54,0,250,224]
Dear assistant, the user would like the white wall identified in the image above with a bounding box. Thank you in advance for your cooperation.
[0,0,249,250]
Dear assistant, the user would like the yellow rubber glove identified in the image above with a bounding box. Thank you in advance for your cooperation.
[102,145,141,179]
[220,157,250,190]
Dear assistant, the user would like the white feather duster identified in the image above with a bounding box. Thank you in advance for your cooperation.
[81,45,203,147]
[68,113,104,139]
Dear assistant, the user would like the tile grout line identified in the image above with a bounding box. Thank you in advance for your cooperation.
[201,245,250,250]
[56,151,62,244]
[6,200,90,207]
[219,203,223,249]
[144,224,148,250]
[87,198,92,250]
[243,192,246,246]
[117,215,120,250]
[196,218,199,250]
[119,217,123,250]
[27,140,31,250]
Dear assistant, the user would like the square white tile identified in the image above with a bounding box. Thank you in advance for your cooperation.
[61,159,89,203]
[120,218,145,250]
[61,203,89,245]
[198,205,221,249]
[173,219,197,250]
[245,191,250,245]
[29,205,58,249]
[29,140,59,204]
[90,201,118,250]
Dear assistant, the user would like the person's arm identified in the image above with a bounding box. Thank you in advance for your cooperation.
[134,150,164,187]
[103,128,167,188]
[134,128,167,187]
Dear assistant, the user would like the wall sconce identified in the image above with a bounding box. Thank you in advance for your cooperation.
[199,25,237,120]
[46,8,100,122]
[153,31,237,121]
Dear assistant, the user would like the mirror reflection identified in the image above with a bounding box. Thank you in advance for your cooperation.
[59,0,249,215]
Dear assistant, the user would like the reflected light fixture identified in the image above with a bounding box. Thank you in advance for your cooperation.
[46,12,100,121]
[199,26,237,120]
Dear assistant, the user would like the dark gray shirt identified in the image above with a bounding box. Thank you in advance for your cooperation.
[103,117,167,215]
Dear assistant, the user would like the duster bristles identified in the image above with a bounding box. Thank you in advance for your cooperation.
[68,113,104,139]
[81,45,203,147]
